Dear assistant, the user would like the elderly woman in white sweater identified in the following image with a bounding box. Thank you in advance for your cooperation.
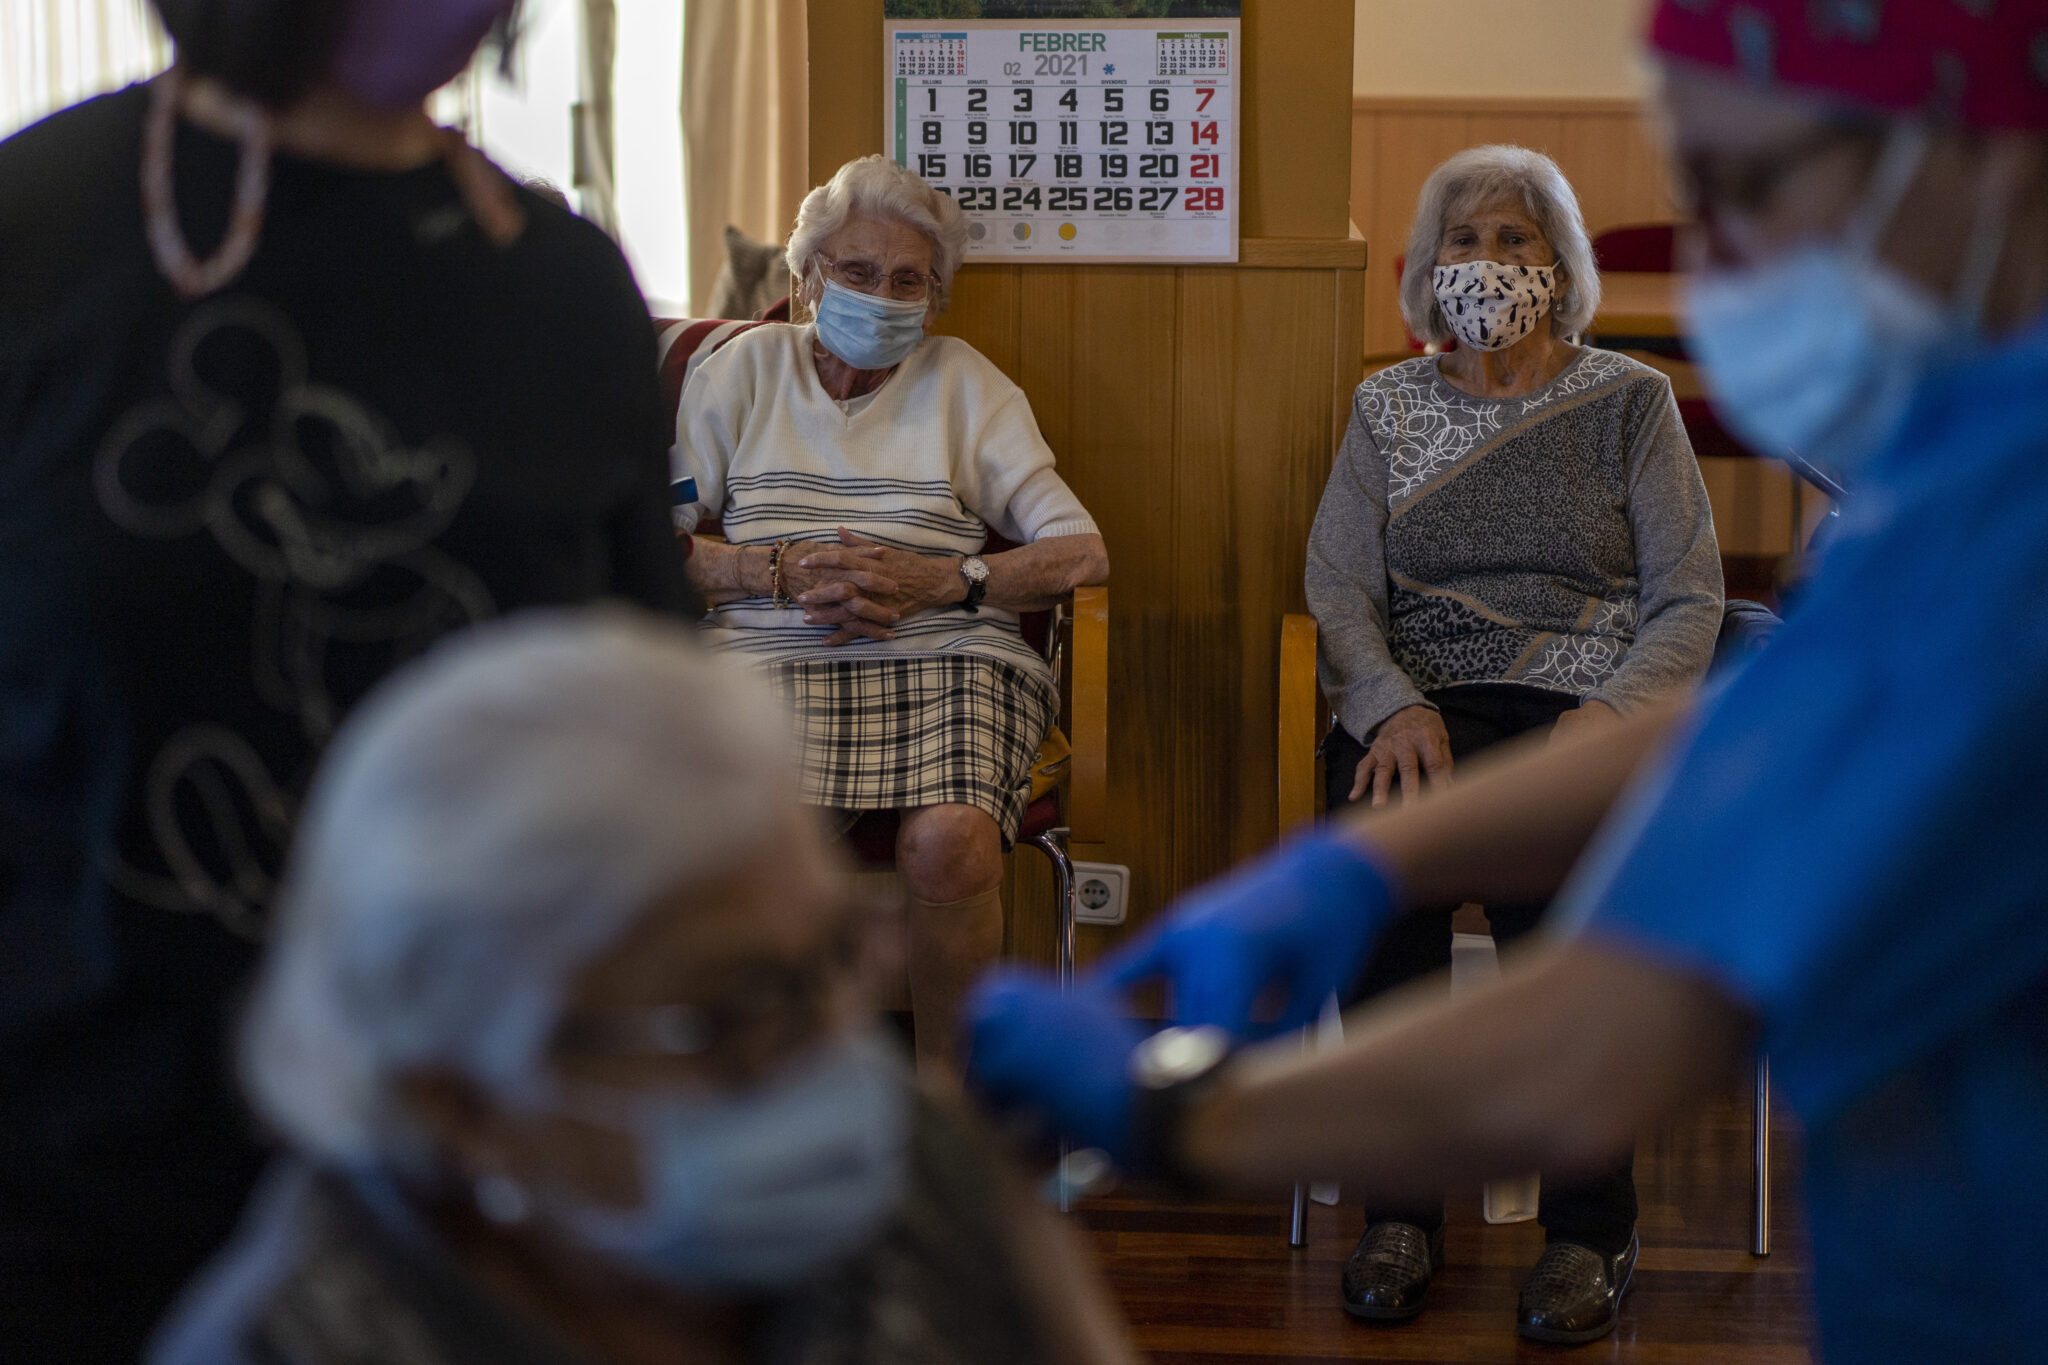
[675,156,1109,1078]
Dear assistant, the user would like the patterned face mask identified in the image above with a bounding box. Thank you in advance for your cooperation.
[1430,260,1560,350]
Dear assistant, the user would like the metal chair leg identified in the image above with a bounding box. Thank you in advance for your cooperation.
[1029,825,1077,988]
[1753,1054,1771,1257]
[1027,825,1078,1212]
[1287,1028,1313,1247]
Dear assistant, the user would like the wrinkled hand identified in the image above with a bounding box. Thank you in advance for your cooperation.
[965,971,1146,1162]
[1549,698,1619,745]
[1352,704,1453,806]
[770,532,888,646]
[774,538,857,601]
[795,529,963,646]
[1097,831,1397,1040]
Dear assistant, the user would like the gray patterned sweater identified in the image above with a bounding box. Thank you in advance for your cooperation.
[1307,348,1722,742]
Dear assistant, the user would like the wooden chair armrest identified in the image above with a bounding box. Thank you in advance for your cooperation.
[1278,613,1320,836]
[1068,584,1109,842]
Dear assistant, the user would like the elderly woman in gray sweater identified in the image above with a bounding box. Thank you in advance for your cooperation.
[1306,145,1720,1344]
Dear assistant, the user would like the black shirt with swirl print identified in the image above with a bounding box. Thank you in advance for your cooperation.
[0,86,695,1357]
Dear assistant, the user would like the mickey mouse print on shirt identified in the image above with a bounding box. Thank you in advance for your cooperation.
[1431,260,1560,351]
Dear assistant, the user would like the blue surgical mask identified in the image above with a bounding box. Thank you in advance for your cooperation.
[813,279,929,371]
[564,1027,911,1291]
[1683,122,2002,489]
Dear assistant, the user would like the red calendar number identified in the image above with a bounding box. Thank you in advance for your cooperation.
[1194,85,1216,112]
[1189,120,1220,145]
[1189,153,1220,179]
[1186,186,1225,212]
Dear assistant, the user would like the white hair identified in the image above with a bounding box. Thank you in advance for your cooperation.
[1399,144,1602,346]
[240,607,797,1171]
[785,154,970,307]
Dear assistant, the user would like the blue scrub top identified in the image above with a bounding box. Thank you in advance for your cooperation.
[1559,315,2048,1363]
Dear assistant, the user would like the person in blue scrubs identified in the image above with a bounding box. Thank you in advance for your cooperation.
[966,2,2048,1358]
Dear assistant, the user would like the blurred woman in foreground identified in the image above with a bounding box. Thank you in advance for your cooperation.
[0,2,689,1354]
[154,611,1133,1365]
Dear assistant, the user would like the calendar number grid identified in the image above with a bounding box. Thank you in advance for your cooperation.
[884,19,1239,264]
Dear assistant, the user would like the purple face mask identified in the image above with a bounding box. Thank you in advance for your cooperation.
[328,0,518,110]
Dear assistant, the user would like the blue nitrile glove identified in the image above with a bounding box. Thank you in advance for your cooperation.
[965,969,1146,1162]
[1097,830,1397,1040]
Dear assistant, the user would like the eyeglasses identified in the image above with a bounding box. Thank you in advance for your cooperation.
[817,254,941,303]
[549,908,870,1069]
[1674,121,1884,230]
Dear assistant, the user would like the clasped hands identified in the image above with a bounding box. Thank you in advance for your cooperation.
[783,528,963,646]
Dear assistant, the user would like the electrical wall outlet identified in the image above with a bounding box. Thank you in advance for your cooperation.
[1071,862,1129,926]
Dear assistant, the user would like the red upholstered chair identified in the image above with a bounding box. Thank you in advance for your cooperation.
[656,314,1109,985]
[1591,222,1679,274]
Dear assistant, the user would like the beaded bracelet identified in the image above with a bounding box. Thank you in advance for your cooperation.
[767,540,794,608]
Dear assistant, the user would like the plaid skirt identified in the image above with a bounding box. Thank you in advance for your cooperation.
[766,653,1057,842]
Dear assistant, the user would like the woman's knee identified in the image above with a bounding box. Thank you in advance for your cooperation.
[895,804,1002,898]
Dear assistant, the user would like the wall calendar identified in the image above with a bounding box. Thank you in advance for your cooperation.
[882,2,1242,264]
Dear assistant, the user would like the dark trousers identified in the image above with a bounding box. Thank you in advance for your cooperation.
[1325,683,1637,1256]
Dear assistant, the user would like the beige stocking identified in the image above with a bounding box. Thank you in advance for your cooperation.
[904,884,1006,1084]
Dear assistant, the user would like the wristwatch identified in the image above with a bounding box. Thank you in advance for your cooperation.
[1127,1025,1235,1188]
[958,555,990,613]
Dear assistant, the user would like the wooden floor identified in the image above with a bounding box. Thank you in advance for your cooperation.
[1076,1082,1814,1363]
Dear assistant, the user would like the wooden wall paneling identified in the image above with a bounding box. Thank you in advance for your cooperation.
[1017,267,1182,943]
[1465,111,1566,160]
[1235,238,1367,268]
[1172,268,1342,889]
[1247,267,1343,859]
[805,0,885,182]
[1170,269,1246,890]
[1556,114,1628,238]
[1239,0,1353,239]
[1617,106,1681,223]
[1363,111,1471,357]
[1698,455,1798,556]
[935,264,1022,379]
[1333,261,1367,421]
[1276,613,1320,836]
[999,835,1058,964]
[1557,112,1672,245]
[1349,109,1379,302]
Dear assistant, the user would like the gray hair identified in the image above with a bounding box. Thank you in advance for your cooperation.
[240,607,797,1171]
[1399,145,1601,346]
[785,155,970,306]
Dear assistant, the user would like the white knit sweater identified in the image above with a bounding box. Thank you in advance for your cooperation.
[673,323,1097,672]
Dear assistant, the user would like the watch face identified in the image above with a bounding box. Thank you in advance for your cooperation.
[1130,1025,1232,1089]
[962,556,990,584]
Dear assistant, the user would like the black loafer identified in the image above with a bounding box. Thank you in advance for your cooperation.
[1341,1221,1446,1322]
[1516,1231,1638,1344]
